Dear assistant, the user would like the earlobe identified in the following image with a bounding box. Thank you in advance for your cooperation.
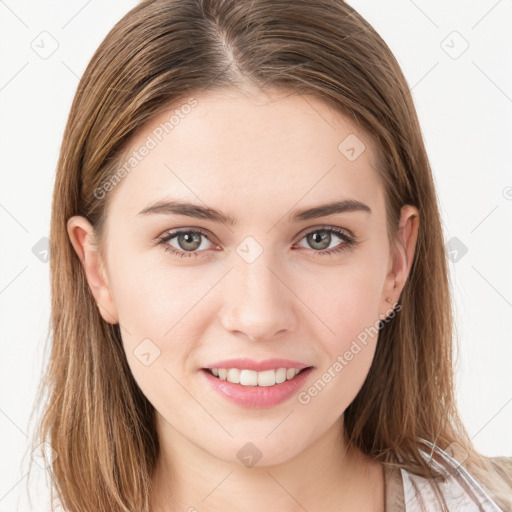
[66,216,119,325]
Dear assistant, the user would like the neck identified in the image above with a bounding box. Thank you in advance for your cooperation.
[150,413,384,512]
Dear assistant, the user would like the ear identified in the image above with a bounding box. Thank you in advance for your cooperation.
[66,215,119,324]
[379,205,420,320]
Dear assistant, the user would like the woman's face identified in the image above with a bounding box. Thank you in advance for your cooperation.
[69,86,418,467]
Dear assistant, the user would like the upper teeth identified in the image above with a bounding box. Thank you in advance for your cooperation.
[211,367,303,386]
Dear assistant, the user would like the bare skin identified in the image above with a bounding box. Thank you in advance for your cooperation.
[67,85,418,512]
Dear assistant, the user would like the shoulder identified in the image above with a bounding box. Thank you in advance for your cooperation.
[485,455,512,482]
[468,454,512,509]
[383,462,406,511]
[465,454,512,492]
[384,446,512,511]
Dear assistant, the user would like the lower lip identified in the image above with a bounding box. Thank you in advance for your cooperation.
[200,367,314,408]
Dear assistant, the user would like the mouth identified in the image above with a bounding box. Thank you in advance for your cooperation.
[201,366,314,387]
[200,366,314,408]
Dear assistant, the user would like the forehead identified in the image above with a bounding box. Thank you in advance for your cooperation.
[108,88,384,220]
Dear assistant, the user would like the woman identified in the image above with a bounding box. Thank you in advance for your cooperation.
[30,0,512,510]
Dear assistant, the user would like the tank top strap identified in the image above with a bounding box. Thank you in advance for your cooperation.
[399,439,504,511]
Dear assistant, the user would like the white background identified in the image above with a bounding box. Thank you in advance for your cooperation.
[0,0,511,510]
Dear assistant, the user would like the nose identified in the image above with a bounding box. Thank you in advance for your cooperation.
[219,256,297,342]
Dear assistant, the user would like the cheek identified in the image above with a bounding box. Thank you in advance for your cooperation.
[108,242,206,331]
[302,265,384,393]
[110,267,205,411]
[108,256,216,372]
[310,263,384,340]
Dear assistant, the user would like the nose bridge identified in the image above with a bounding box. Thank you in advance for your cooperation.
[220,249,296,340]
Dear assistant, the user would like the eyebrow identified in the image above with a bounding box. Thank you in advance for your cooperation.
[137,198,371,225]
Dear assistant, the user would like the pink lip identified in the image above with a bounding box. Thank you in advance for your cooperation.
[203,358,312,372]
[200,367,314,408]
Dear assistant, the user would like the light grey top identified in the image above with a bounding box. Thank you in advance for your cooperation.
[384,440,512,511]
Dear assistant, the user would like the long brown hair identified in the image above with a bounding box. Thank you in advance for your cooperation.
[28,0,511,510]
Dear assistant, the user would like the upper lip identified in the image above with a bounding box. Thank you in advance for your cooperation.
[203,358,313,372]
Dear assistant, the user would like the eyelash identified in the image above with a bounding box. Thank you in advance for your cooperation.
[156,226,359,259]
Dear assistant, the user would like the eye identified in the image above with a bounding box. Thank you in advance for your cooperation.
[294,226,358,256]
[156,225,359,259]
[156,228,217,258]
